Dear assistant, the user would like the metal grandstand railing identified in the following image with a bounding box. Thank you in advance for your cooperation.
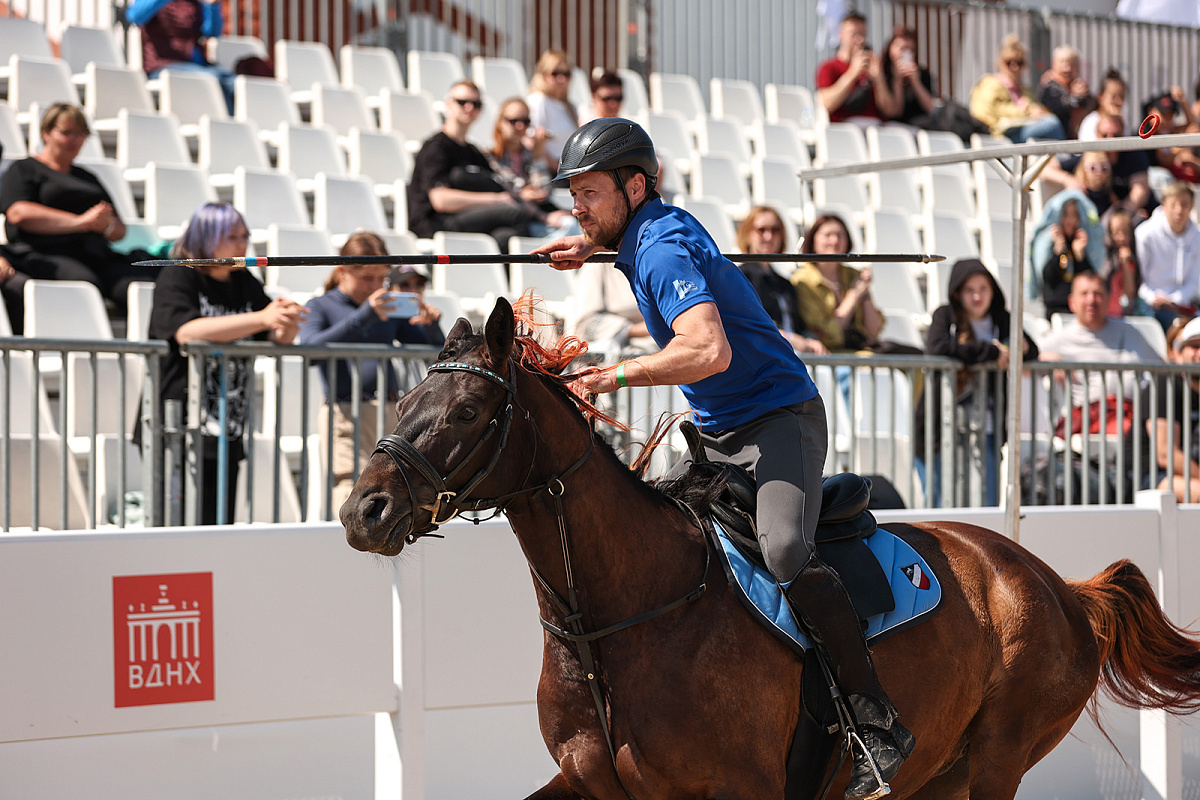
[8,333,1199,532]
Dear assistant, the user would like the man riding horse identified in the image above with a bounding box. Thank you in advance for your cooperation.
[534,117,914,800]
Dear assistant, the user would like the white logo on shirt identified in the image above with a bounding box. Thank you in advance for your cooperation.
[673,279,699,300]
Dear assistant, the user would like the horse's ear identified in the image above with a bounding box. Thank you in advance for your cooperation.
[446,317,473,343]
[483,297,515,368]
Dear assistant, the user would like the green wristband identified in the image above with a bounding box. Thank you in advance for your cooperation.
[616,363,629,388]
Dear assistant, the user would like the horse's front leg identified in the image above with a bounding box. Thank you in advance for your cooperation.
[523,772,585,800]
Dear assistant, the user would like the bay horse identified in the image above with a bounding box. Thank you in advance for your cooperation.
[341,298,1200,800]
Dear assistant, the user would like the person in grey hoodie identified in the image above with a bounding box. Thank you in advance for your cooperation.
[1135,181,1200,330]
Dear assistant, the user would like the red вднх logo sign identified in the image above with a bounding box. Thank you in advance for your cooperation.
[113,572,214,707]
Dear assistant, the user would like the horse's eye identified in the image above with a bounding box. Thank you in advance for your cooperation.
[458,407,478,422]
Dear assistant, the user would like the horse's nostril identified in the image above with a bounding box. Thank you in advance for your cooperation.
[365,496,388,526]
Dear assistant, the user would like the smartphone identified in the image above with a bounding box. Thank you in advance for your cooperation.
[383,291,420,319]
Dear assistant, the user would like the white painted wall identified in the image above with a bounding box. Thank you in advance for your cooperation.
[5,497,1199,799]
[0,523,396,799]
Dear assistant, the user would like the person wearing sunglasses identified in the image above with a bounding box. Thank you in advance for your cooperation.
[735,206,826,355]
[1042,114,1153,221]
[406,80,540,251]
[487,97,576,236]
[579,68,625,124]
[969,34,1065,143]
[526,49,579,168]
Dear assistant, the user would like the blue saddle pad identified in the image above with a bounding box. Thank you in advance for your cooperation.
[713,520,942,654]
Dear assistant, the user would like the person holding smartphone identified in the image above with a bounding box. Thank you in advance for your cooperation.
[300,232,444,511]
[816,12,889,127]
[879,27,936,127]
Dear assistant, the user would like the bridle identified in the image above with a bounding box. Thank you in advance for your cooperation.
[375,360,530,541]
[372,356,709,800]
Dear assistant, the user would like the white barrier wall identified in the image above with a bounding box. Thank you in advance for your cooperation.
[0,523,397,799]
[6,498,1199,799]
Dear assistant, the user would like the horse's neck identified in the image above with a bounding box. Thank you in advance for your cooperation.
[505,448,702,623]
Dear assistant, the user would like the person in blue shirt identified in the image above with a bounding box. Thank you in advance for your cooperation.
[534,118,913,800]
[301,232,444,512]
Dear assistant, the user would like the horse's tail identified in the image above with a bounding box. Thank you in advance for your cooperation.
[1068,559,1200,714]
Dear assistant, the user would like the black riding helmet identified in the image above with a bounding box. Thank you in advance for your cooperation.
[553,118,659,249]
[552,117,659,190]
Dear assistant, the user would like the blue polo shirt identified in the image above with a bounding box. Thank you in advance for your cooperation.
[614,198,818,431]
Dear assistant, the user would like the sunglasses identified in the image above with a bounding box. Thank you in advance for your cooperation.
[754,226,783,235]
[548,69,571,79]
[505,116,532,126]
[453,97,483,109]
[597,93,624,103]
[1005,59,1025,68]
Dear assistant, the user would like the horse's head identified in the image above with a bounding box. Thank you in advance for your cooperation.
[341,298,523,555]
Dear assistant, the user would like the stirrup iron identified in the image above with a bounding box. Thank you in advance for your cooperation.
[848,728,892,800]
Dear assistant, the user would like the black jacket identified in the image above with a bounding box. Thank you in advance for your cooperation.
[915,259,1039,460]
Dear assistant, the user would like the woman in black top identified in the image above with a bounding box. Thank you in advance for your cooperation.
[1040,198,1095,319]
[916,259,1039,506]
[880,27,936,127]
[0,103,159,313]
[147,202,304,524]
[735,205,826,354]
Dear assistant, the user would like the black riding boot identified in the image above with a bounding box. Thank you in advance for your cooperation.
[784,554,915,800]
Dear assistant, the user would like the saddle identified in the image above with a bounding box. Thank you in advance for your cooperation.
[680,422,894,620]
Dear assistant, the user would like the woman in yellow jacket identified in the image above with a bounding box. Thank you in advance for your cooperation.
[791,213,884,352]
[969,35,1065,143]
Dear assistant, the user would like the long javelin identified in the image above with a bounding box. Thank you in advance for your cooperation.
[135,252,945,268]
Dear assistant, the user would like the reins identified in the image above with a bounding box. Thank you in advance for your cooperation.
[373,355,711,799]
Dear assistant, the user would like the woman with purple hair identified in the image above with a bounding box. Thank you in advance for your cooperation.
[143,202,306,524]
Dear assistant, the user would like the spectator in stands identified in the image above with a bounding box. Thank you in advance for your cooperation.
[969,35,1065,143]
[878,26,935,128]
[1037,45,1094,139]
[816,12,890,127]
[487,97,576,236]
[126,0,236,114]
[1152,315,1200,503]
[1135,181,1200,329]
[1041,114,1154,221]
[1078,69,1128,141]
[570,260,652,355]
[300,232,444,511]
[1102,208,1144,317]
[791,213,886,352]
[1035,192,1102,319]
[1141,89,1200,184]
[1075,151,1118,217]
[0,103,160,320]
[146,202,304,525]
[526,49,579,167]
[0,252,23,334]
[1193,77,1200,130]
[1040,271,1162,499]
[406,80,539,252]
[579,69,625,124]
[915,258,1039,506]
[735,206,826,354]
